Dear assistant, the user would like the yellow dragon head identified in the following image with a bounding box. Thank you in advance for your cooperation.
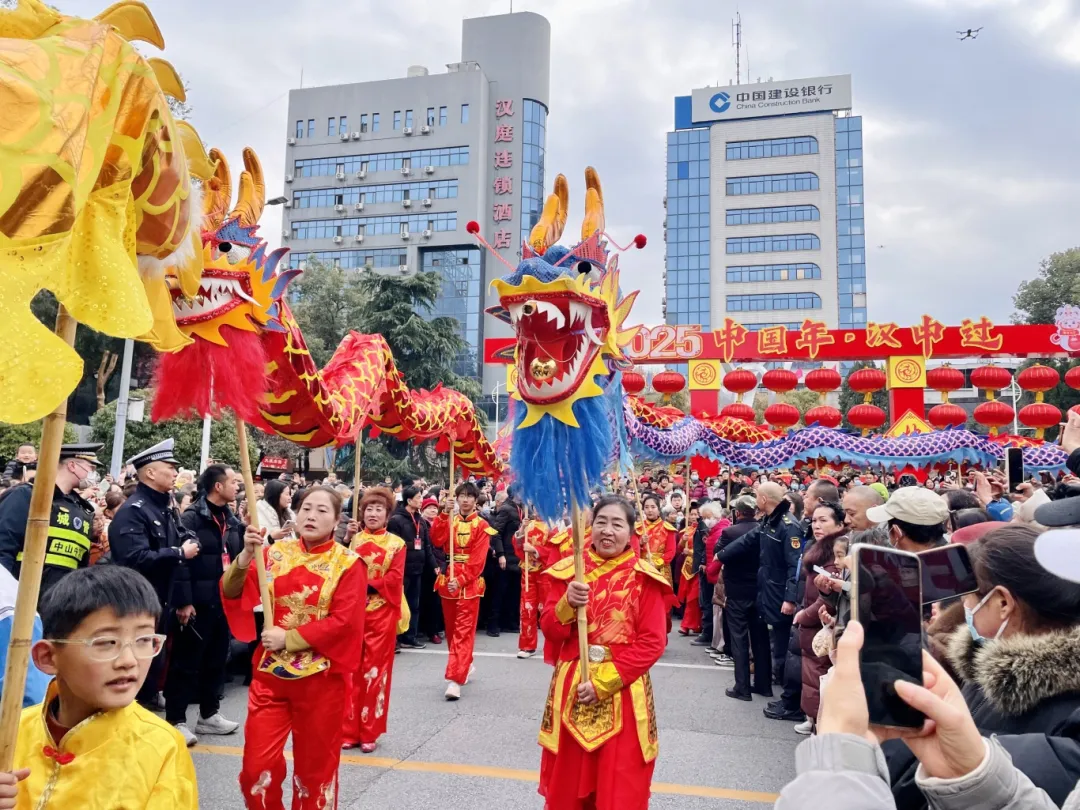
[0,0,215,423]
[485,169,640,429]
[169,148,295,345]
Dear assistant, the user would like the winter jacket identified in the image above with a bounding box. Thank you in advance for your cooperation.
[795,529,847,720]
[715,517,759,602]
[755,497,804,623]
[174,496,243,609]
[488,499,522,565]
[703,520,729,584]
[688,480,708,502]
[775,733,1072,810]
[387,504,429,577]
[885,625,1080,809]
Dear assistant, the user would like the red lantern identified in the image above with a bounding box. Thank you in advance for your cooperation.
[805,405,842,429]
[973,400,1015,436]
[652,370,686,398]
[928,403,967,429]
[1066,366,1080,391]
[970,365,1012,394]
[721,402,756,423]
[762,368,798,393]
[764,402,800,430]
[847,403,886,435]
[1019,402,1061,439]
[723,368,757,398]
[1017,364,1059,395]
[926,365,965,394]
[621,371,646,395]
[805,368,842,393]
[847,367,886,396]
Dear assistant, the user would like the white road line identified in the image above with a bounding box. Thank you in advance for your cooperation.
[400,648,724,671]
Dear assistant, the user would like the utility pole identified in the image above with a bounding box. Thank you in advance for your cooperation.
[732,12,742,85]
[109,339,134,480]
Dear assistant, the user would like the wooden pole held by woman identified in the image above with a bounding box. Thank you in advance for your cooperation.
[0,306,77,770]
[569,497,590,681]
[234,416,274,624]
[351,430,363,522]
[448,442,456,580]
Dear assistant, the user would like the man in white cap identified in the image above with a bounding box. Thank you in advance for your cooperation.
[108,438,200,710]
[865,486,949,552]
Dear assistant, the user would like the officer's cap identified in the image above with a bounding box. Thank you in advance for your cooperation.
[59,443,104,467]
[126,438,179,470]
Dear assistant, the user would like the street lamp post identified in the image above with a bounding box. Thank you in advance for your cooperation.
[1008,379,1021,436]
[491,380,505,438]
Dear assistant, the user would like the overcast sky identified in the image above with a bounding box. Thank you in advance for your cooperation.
[70,0,1080,328]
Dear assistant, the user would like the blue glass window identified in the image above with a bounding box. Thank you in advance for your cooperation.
[663,127,711,330]
[289,248,408,270]
[461,104,469,123]
[291,212,457,240]
[405,110,413,128]
[726,205,819,226]
[421,247,482,378]
[371,113,380,132]
[726,234,820,254]
[726,263,822,283]
[439,106,447,126]
[426,107,435,126]
[726,293,822,312]
[292,180,459,209]
[519,99,548,234]
[726,172,819,196]
[327,117,336,137]
[360,114,368,133]
[835,116,867,328]
[339,116,348,135]
[726,136,818,160]
[295,120,303,138]
[306,119,315,138]
[295,147,469,178]
[393,111,401,130]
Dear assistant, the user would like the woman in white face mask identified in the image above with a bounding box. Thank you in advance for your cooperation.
[884,523,1080,809]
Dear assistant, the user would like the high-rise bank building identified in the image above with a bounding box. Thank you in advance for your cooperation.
[664,76,866,336]
[281,12,551,417]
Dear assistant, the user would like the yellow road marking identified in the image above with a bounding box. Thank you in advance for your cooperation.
[193,745,778,803]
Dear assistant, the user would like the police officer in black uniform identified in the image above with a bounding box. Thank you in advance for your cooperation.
[753,482,803,702]
[108,438,200,709]
[0,443,102,602]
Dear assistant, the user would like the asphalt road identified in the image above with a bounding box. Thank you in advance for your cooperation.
[188,628,800,808]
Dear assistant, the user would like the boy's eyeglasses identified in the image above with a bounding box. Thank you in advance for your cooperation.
[45,634,166,661]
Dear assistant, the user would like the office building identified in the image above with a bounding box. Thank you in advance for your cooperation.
[665,75,866,334]
[281,12,551,410]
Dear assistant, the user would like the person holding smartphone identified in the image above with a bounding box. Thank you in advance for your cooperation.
[257,480,295,543]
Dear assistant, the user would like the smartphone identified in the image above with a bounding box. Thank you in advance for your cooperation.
[849,544,925,729]
[918,544,978,606]
[1005,447,1024,494]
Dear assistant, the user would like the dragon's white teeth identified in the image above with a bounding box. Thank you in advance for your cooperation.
[534,300,565,329]
[569,301,590,326]
[509,303,524,325]
[233,284,257,305]
[585,320,604,346]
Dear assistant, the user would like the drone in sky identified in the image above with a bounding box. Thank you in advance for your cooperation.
[957,27,983,41]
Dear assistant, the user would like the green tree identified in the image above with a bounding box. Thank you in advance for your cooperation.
[290,259,369,367]
[838,361,890,431]
[643,388,690,413]
[90,389,256,471]
[1013,248,1080,325]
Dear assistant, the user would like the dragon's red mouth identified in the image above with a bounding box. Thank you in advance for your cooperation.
[509,294,608,403]
[170,268,255,325]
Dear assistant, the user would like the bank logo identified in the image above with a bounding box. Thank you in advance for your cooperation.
[709,91,731,113]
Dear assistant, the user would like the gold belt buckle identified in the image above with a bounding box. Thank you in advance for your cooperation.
[588,645,606,663]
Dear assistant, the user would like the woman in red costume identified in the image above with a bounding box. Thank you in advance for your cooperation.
[538,495,671,810]
[637,494,676,584]
[223,486,366,810]
[342,487,406,753]
[677,504,703,636]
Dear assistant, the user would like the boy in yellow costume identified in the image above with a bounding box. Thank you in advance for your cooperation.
[2,565,196,808]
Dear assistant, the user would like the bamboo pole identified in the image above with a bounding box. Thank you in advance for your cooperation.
[235,416,274,624]
[569,497,590,683]
[0,307,77,769]
[351,431,363,522]
[448,442,456,580]
[523,519,531,593]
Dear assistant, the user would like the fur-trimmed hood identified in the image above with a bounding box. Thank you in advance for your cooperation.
[946,624,1080,717]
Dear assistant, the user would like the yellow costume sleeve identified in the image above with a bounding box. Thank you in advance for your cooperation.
[145,730,199,809]
[220,558,249,599]
[554,594,577,625]
[590,662,624,700]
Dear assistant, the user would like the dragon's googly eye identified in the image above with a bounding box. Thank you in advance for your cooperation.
[573,260,603,283]
[226,245,252,265]
[522,302,537,316]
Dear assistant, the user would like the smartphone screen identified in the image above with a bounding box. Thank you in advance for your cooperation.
[919,544,978,605]
[851,545,925,729]
[1006,446,1024,494]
